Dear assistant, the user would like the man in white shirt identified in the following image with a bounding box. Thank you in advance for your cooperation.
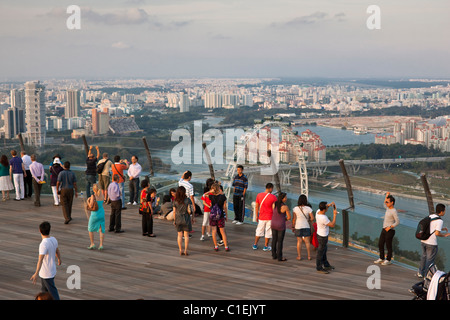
[21,151,33,198]
[179,171,195,225]
[29,154,45,207]
[418,203,449,278]
[315,201,338,274]
[30,221,61,300]
[127,155,142,205]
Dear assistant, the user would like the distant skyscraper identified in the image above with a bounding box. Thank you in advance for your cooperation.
[92,108,110,135]
[179,92,189,112]
[24,81,46,147]
[66,89,81,118]
[204,92,222,109]
[4,107,25,139]
[10,89,25,109]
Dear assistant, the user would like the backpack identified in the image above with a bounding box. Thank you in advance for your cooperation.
[209,203,222,221]
[96,159,109,174]
[415,215,441,240]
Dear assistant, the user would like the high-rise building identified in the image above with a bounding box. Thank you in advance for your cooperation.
[179,92,189,112]
[4,107,25,139]
[66,89,81,118]
[92,108,110,135]
[10,89,25,109]
[24,81,46,147]
[204,92,222,109]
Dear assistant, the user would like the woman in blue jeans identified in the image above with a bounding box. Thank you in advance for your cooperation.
[271,192,291,261]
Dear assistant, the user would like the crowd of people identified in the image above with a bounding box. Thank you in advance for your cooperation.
[1,148,446,300]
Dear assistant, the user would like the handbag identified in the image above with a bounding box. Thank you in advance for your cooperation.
[87,196,99,212]
[299,206,314,234]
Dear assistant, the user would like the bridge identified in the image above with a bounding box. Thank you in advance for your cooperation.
[192,156,450,187]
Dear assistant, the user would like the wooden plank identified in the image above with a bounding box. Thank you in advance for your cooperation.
[0,195,417,300]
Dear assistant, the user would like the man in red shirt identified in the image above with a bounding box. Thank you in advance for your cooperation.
[252,183,278,251]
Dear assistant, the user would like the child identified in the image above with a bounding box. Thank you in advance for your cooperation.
[30,221,61,300]
[148,188,160,216]
[139,180,155,237]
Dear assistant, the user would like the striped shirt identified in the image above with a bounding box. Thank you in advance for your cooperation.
[232,174,248,196]
[178,178,194,197]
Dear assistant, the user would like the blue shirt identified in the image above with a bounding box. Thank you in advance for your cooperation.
[108,182,121,201]
[9,157,23,174]
[232,174,248,196]
[57,169,77,189]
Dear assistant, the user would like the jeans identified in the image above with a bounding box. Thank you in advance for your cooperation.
[41,277,60,300]
[129,178,140,203]
[271,229,286,260]
[378,228,396,261]
[142,212,153,235]
[24,169,32,198]
[85,174,97,198]
[316,235,331,271]
[109,200,122,231]
[119,182,125,208]
[32,178,42,206]
[60,188,74,222]
[418,243,438,276]
[233,195,245,222]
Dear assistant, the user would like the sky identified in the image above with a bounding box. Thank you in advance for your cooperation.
[0,0,449,80]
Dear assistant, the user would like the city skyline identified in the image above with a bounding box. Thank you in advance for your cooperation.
[1,0,449,80]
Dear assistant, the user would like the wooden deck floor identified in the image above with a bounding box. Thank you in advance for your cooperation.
[0,195,418,300]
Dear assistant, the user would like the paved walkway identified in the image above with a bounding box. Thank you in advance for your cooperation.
[0,195,417,300]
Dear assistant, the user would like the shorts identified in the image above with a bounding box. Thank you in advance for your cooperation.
[255,220,272,238]
[202,210,210,227]
[99,175,110,190]
[294,228,312,238]
[210,217,225,228]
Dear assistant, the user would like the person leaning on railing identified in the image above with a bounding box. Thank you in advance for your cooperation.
[374,192,399,266]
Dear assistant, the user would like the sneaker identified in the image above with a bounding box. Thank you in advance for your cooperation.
[382,260,392,265]
[324,265,335,271]
[263,246,271,251]
[252,244,258,250]
[374,258,383,264]
[127,202,132,205]
[317,269,329,274]
[236,221,244,225]
[225,247,230,252]
[206,233,212,237]
[133,201,138,205]
[232,220,238,224]
[214,246,219,252]
[416,272,423,278]
[218,240,224,246]
[200,235,205,241]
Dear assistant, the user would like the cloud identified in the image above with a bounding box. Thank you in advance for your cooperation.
[111,41,132,49]
[83,8,150,25]
[271,11,346,28]
[210,33,231,40]
[41,6,192,29]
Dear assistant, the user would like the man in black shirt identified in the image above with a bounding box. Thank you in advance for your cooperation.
[85,146,99,199]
